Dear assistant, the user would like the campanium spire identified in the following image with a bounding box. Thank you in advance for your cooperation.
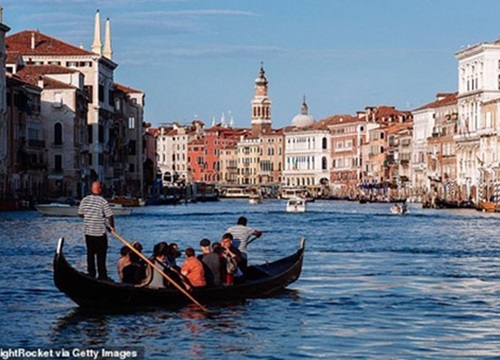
[103,17,113,59]
[91,9,102,55]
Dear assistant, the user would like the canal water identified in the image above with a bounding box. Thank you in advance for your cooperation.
[1,200,500,358]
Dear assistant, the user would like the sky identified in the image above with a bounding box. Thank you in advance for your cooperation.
[4,0,500,128]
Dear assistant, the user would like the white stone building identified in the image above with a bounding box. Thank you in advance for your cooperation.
[454,37,500,200]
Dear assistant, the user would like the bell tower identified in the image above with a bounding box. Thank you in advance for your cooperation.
[251,63,272,135]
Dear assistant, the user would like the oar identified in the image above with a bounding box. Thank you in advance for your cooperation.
[109,230,209,312]
[246,234,260,246]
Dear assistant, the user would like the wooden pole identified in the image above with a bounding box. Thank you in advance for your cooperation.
[110,230,208,312]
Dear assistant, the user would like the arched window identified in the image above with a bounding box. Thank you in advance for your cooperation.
[54,123,63,145]
[322,137,327,149]
[322,156,327,170]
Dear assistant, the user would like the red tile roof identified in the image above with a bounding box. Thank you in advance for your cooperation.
[413,93,458,111]
[6,30,95,56]
[114,82,142,94]
[16,65,79,89]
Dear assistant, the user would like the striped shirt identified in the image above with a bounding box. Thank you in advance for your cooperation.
[78,194,113,236]
[226,224,255,257]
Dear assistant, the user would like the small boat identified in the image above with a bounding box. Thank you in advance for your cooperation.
[109,196,145,207]
[390,203,408,215]
[286,198,306,213]
[53,237,305,308]
[35,203,132,217]
[248,194,262,204]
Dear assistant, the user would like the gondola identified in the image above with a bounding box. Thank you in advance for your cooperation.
[53,238,305,309]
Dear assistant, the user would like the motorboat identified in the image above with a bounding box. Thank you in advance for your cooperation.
[35,203,132,217]
[248,194,263,204]
[390,203,408,215]
[286,198,306,213]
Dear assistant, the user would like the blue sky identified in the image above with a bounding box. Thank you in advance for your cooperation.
[5,0,500,128]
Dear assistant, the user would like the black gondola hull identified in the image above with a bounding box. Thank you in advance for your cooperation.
[54,238,305,308]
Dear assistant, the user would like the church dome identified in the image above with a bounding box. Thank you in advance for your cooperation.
[291,98,315,127]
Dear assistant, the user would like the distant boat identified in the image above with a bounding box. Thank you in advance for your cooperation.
[286,198,306,213]
[390,203,408,215]
[35,203,132,217]
[109,195,145,207]
[249,194,262,204]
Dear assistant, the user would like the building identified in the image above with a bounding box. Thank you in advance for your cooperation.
[455,37,500,201]
[15,64,89,198]
[7,12,117,192]
[0,8,10,201]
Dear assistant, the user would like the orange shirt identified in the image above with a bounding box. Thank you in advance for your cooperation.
[181,257,206,287]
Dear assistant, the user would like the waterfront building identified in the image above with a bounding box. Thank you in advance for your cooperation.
[411,102,436,196]
[0,8,10,201]
[395,124,413,199]
[237,135,261,185]
[358,106,412,198]
[219,138,239,185]
[478,96,500,203]
[259,129,284,185]
[5,74,46,203]
[283,118,331,188]
[386,122,413,200]
[5,11,144,197]
[157,120,204,185]
[328,114,369,198]
[15,65,89,199]
[188,138,205,183]
[112,83,145,196]
[454,37,500,201]
[422,93,459,200]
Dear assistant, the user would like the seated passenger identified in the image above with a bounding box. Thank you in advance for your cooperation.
[122,251,146,285]
[148,242,169,288]
[181,247,206,289]
[212,241,227,286]
[117,246,130,281]
[197,238,221,287]
[167,242,182,270]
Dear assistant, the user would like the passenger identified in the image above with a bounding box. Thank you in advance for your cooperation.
[148,242,170,288]
[117,246,130,281]
[226,216,262,272]
[212,241,227,286]
[221,233,243,285]
[167,242,182,270]
[181,247,206,290]
[122,251,146,285]
[197,238,221,287]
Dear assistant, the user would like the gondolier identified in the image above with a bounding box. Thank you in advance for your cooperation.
[78,181,115,281]
[226,216,262,272]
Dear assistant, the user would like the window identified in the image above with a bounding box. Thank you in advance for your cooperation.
[322,157,327,170]
[54,155,62,172]
[128,116,135,129]
[54,123,63,145]
[322,137,327,149]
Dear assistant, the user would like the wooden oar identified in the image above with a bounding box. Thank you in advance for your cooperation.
[246,235,260,246]
[109,230,209,312]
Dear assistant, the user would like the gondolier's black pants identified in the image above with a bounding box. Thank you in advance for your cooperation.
[85,234,108,279]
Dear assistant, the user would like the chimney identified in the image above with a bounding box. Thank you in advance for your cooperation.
[31,32,35,50]
[91,10,102,55]
[103,18,113,59]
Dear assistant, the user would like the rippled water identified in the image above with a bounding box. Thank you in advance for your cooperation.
[1,200,500,358]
